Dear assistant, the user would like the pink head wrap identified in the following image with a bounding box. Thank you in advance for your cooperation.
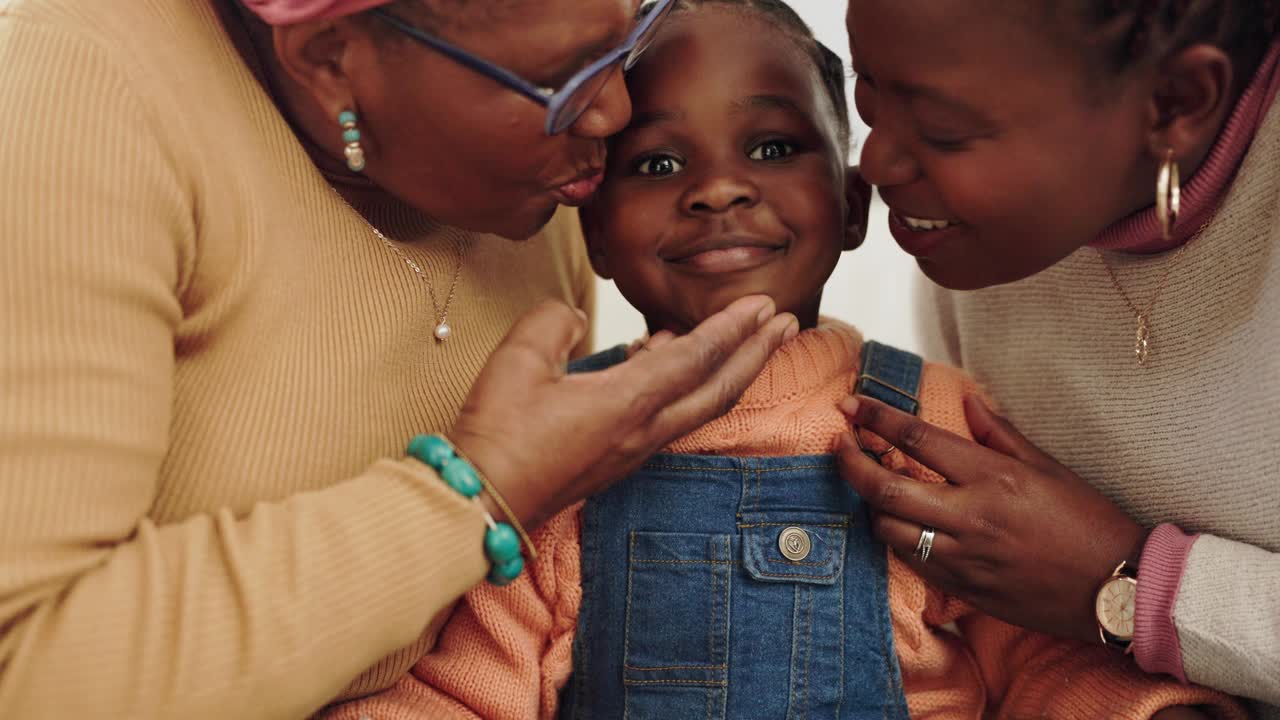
[241,0,395,25]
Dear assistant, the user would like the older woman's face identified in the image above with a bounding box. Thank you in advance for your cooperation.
[353,0,637,239]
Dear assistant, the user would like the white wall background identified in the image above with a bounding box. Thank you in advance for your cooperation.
[592,0,927,353]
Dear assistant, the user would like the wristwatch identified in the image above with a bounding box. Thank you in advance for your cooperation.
[1095,560,1138,652]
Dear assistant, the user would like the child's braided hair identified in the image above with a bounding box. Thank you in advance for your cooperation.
[669,0,852,152]
[1077,0,1279,85]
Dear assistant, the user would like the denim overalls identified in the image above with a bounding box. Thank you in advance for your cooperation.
[558,342,923,720]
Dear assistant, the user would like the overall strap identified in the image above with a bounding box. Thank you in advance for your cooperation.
[855,341,923,416]
[566,344,629,375]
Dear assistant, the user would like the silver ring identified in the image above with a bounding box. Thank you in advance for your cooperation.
[914,527,936,564]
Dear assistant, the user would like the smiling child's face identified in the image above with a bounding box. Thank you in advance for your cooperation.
[582,7,852,335]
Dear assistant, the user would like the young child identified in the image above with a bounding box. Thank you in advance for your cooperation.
[324,1,1245,718]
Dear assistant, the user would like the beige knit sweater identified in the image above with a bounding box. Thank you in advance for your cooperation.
[919,96,1280,717]
[0,1,594,718]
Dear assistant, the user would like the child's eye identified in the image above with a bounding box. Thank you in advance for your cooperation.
[634,154,686,177]
[749,140,796,161]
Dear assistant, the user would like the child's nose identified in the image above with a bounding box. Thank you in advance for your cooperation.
[858,126,920,188]
[681,174,760,215]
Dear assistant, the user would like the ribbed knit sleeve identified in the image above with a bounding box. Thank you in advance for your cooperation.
[0,12,488,720]
[321,505,586,720]
[1135,524,1201,682]
[961,613,1246,719]
[1174,534,1280,705]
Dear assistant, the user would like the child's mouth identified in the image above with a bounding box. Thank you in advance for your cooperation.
[664,235,787,274]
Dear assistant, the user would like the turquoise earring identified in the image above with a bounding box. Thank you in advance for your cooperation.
[338,110,366,172]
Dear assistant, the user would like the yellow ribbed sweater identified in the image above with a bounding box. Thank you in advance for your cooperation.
[0,1,594,718]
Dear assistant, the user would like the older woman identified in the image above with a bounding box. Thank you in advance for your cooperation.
[0,0,806,718]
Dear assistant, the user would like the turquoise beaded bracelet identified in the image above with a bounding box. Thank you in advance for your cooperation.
[407,434,525,586]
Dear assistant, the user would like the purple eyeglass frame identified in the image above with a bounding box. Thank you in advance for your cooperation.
[371,0,675,135]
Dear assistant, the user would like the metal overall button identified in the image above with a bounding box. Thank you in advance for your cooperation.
[777,526,812,561]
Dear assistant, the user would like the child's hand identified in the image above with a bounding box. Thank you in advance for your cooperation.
[1152,707,1214,720]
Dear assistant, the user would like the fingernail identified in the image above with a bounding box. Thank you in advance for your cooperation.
[783,317,800,341]
[574,308,589,324]
[569,324,588,352]
[839,397,859,416]
[755,298,777,325]
[836,432,856,452]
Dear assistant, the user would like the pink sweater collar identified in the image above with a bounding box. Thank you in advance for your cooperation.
[1091,41,1280,254]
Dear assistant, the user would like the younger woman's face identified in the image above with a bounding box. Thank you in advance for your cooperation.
[847,0,1161,290]
[584,9,851,334]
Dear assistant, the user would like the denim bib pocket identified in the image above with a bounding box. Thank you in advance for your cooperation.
[622,531,732,717]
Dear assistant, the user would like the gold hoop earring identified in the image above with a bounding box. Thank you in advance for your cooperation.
[1156,148,1180,241]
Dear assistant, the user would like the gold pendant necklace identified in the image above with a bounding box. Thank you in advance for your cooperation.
[1095,233,1199,367]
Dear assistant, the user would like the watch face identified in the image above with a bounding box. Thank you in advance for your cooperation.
[1096,576,1138,639]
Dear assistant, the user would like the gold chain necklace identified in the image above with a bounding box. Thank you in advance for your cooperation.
[1095,217,1212,367]
[339,194,470,342]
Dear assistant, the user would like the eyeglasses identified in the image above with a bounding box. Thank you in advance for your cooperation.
[371,0,675,135]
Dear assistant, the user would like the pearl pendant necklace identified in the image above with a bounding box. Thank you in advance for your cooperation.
[336,193,469,343]
[372,227,469,343]
[377,231,468,343]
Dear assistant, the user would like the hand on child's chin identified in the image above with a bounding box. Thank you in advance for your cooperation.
[450,297,799,530]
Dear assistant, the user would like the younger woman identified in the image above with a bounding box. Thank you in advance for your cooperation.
[837,1,1280,716]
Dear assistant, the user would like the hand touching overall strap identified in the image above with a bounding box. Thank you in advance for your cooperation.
[855,341,923,416]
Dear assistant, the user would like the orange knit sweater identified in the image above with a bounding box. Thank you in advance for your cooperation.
[325,321,1243,720]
